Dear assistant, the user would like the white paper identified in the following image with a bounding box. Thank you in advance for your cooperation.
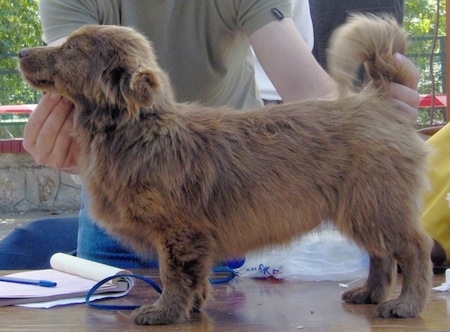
[0,253,135,308]
[0,269,117,298]
[50,253,130,285]
[19,291,129,308]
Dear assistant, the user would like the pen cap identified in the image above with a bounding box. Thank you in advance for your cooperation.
[39,280,58,287]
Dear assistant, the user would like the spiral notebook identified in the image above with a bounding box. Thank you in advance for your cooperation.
[0,253,134,307]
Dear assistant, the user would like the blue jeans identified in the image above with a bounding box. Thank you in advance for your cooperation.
[0,217,78,269]
[0,191,158,269]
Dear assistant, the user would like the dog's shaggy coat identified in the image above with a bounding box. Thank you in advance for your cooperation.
[19,15,432,325]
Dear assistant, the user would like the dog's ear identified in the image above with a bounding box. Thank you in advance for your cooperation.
[103,66,171,120]
[125,68,160,109]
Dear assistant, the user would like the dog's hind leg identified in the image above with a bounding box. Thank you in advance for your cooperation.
[132,227,214,325]
[342,255,395,305]
[342,212,432,318]
[376,227,432,318]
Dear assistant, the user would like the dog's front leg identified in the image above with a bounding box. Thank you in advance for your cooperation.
[132,230,214,325]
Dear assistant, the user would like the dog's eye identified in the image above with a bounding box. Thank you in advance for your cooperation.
[67,43,76,51]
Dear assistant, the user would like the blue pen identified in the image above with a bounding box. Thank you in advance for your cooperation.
[0,276,57,287]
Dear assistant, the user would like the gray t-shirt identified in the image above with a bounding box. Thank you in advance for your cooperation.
[39,0,292,109]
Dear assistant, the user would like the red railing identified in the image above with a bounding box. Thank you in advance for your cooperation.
[0,105,35,153]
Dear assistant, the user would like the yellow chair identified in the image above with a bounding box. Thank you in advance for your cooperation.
[421,123,450,265]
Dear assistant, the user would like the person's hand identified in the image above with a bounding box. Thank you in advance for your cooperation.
[389,53,421,123]
[23,93,80,173]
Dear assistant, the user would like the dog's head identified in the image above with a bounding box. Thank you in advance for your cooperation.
[19,25,174,119]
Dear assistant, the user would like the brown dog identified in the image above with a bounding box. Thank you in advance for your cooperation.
[19,15,432,325]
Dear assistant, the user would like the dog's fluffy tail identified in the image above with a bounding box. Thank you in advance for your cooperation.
[327,14,408,95]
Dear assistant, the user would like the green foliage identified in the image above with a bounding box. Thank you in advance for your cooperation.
[0,0,42,52]
[0,0,42,107]
[404,0,446,35]
[405,0,446,94]
[407,35,445,94]
[405,0,447,127]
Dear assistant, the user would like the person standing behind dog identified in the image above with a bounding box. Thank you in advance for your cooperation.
[19,0,421,269]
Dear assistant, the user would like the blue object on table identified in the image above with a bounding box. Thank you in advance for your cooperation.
[0,276,57,287]
[226,257,245,269]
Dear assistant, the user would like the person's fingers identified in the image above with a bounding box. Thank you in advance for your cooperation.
[394,53,420,90]
[23,93,76,169]
[391,96,419,125]
[389,81,420,110]
[48,106,76,169]
[60,138,80,174]
[386,54,421,124]
[23,93,62,155]
[34,98,73,165]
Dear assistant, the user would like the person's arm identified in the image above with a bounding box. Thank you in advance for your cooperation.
[249,18,420,121]
[249,17,336,102]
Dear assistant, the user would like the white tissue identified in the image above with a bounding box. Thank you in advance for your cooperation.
[432,269,450,292]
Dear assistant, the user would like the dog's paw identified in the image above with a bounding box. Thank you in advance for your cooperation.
[342,285,385,305]
[376,298,421,318]
[131,304,188,325]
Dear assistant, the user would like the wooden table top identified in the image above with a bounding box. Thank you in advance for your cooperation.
[1,269,449,331]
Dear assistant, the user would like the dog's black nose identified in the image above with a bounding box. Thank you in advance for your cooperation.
[18,49,30,58]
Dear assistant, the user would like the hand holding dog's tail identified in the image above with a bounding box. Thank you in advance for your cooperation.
[327,14,408,94]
